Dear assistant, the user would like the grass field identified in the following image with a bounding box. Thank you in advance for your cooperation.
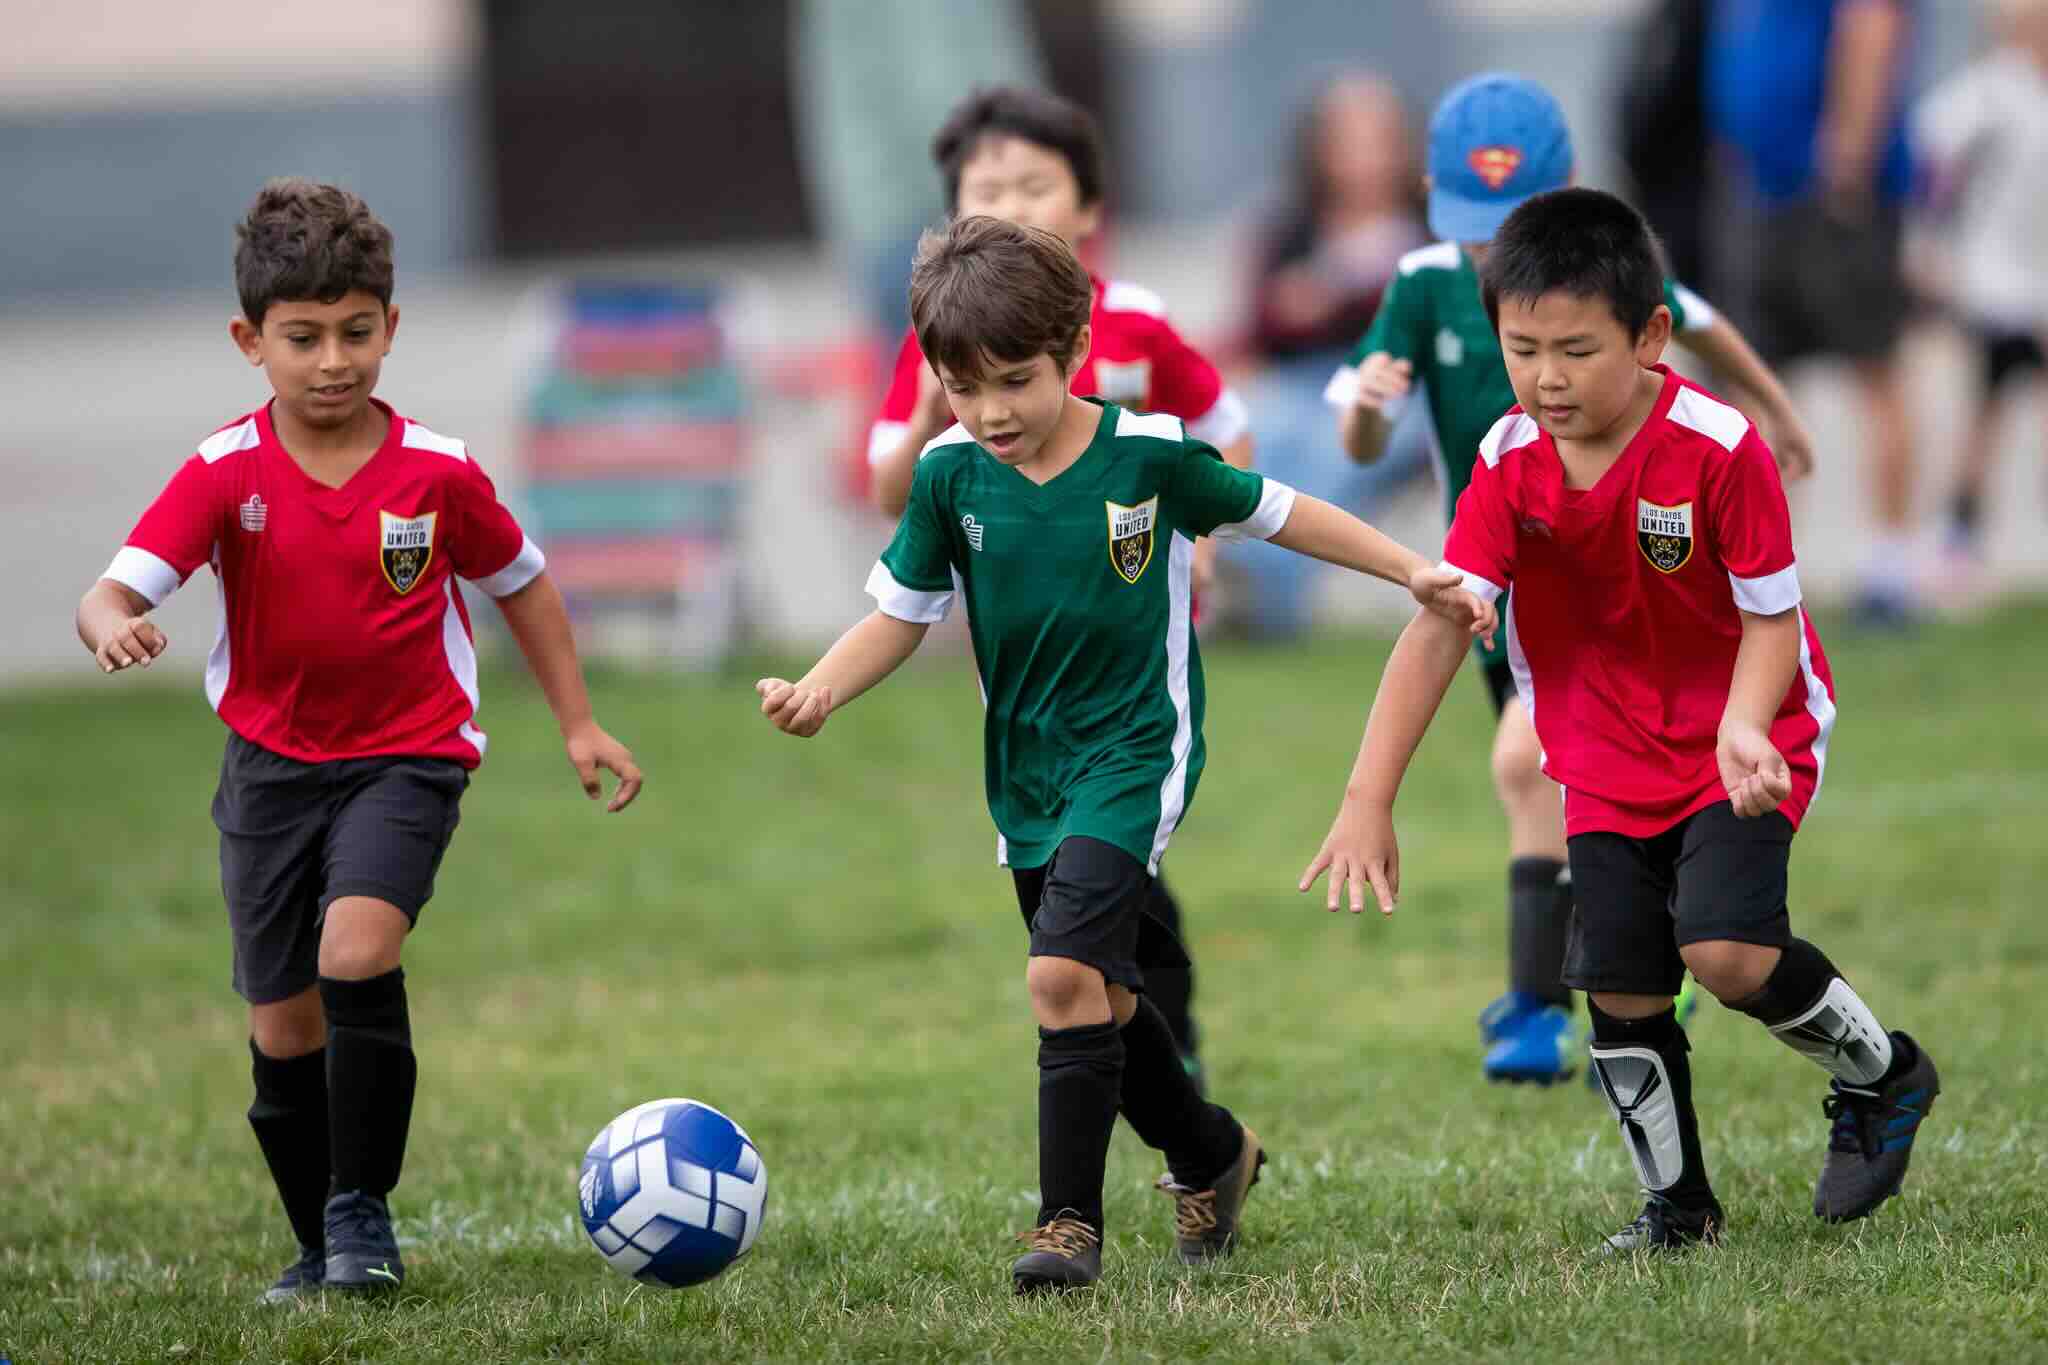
[4,604,2047,1363]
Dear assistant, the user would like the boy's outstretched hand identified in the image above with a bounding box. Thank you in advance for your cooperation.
[565,722,643,812]
[1407,565,1497,645]
[1717,721,1791,818]
[756,678,834,738]
[1299,798,1401,916]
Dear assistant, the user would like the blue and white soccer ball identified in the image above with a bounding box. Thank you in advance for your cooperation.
[577,1097,768,1287]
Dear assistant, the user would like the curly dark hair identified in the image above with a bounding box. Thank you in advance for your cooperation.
[233,178,395,325]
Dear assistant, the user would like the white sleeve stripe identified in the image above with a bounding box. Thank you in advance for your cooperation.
[867,421,909,468]
[1210,479,1297,543]
[1440,559,1504,604]
[865,560,953,623]
[1323,365,1361,409]
[469,536,547,598]
[1186,389,1250,448]
[1730,563,1801,615]
[104,546,184,606]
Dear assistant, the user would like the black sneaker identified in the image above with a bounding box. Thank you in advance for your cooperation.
[324,1191,404,1292]
[1598,1193,1724,1254]
[1155,1125,1265,1264]
[258,1244,325,1304]
[1011,1214,1101,1294]
[1815,1030,1940,1223]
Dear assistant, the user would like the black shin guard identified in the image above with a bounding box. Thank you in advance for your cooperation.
[1728,938,1896,1085]
[321,970,416,1199]
[1508,857,1572,1007]
[1587,1002,1714,1207]
[1036,1020,1124,1232]
[1117,998,1240,1189]
[1144,879,1198,1058]
[248,1041,331,1249]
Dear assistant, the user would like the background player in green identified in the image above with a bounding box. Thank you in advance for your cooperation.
[755,215,1495,1293]
[1325,73,1819,1084]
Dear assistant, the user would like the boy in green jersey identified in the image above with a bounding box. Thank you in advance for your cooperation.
[1326,73,1817,1085]
[757,215,1495,1293]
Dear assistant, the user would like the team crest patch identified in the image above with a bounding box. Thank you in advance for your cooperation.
[379,509,437,595]
[1637,498,1694,573]
[1105,496,1158,585]
[1467,145,1524,191]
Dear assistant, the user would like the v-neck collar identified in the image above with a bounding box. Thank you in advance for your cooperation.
[1551,365,1679,499]
[986,398,1116,499]
[261,397,400,498]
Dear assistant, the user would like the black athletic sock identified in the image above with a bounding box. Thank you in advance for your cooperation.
[321,969,416,1200]
[1508,857,1572,1007]
[1950,487,1983,536]
[1143,879,1198,1058]
[1727,938,1896,1085]
[1116,998,1240,1189]
[1587,1002,1714,1208]
[1036,1020,1124,1233]
[248,1040,331,1249]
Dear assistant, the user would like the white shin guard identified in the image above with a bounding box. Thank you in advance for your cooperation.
[1768,977,1893,1086]
[1590,1045,1686,1192]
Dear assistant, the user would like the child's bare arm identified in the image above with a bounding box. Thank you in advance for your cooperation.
[77,578,167,673]
[1335,353,1412,464]
[495,571,643,812]
[1717,606,1802,818]
[1266,494,1497,639]
[1299,606,1471,914]
[756,611,929,738]
[1685,316,1817,480]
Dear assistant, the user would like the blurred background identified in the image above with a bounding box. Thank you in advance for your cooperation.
[6,0,2040,679]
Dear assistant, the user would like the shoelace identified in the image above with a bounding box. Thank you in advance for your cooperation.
[1155,1177,1218,1239]
[1015,1216,1099,1258]
[1823,1087,1883,1157]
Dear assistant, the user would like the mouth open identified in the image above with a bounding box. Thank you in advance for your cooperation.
[985,431,1022,454]
[310,382,356,401]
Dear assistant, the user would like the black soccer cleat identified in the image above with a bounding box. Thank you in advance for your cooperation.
[323,1191,404,1293]
[258,1243,326,1305]
[1156,1125,1265,1265]
[1011,1214,1102,1294]
[1814,1030,1940,1223]
[1597,1192,1724,1255]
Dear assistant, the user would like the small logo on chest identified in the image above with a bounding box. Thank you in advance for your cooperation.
[240,494,267,532]
[379,509,437,595]
[961,514,985,551]
[1105,496,1158,585]
[1436,327,1464,367]
[1637,498,1694,573]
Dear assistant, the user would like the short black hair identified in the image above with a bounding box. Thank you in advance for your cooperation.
[909,216,1093,382]
[1479,188,1666,337]
[234,178,394,325]
[931,86,1106,210]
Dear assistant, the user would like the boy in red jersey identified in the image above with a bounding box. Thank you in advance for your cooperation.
[75,180,642,1300]
[1302,189,1938,1250]
[867,86,1251,1084]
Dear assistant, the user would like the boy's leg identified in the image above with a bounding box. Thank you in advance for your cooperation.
[1482,685,1577,1084]
[1567,827,1724,1250]
[1672,805,1939,1223]
[316,756,467,1291]
[1140,875,1200,1083]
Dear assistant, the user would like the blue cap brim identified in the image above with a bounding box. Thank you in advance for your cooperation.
[1427,186,1525,244]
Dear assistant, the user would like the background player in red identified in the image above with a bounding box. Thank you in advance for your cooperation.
[1302,189,1938,1251]
[74,179,643,1301]
[866,86,1249,1084]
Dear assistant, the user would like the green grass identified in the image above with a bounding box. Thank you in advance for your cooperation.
[3,605,2047,1362]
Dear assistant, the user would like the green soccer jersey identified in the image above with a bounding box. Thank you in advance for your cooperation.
[870,399,1293,873]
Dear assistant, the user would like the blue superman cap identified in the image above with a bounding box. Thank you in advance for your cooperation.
[1426,73,1574,242]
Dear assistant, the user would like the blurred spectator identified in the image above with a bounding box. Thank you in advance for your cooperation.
[1705,0,1923,625]
[1909,0,2048,569]
[1226,73,1432,638]
[1614,0,1716,292]
[788,0,1044,344]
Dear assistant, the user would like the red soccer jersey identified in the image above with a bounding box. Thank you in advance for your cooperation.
[1441,367,1837,838]
[104,399,546,768]
[867,275,1249,467]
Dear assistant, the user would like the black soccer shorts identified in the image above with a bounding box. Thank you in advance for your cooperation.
[1563,800,1794,998]
[212,732,468,1004]
[1011,835,1189,993]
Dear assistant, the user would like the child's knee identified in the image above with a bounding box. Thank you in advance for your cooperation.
[1026,955,1106,1021]
[1680,939,1778,1003]
[1490,712,1547,805]
[317,896,409,981]
[250,988,325,1057]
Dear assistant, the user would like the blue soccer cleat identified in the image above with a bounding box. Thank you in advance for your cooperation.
[1480,991,1577,1085]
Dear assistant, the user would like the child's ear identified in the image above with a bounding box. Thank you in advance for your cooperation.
[1065,322,1092,377]
[1635,304,1673,364]
[383,304,401,353]
[228,315,264,366]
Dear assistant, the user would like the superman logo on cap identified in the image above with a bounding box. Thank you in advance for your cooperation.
[1467,146,1524,191]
